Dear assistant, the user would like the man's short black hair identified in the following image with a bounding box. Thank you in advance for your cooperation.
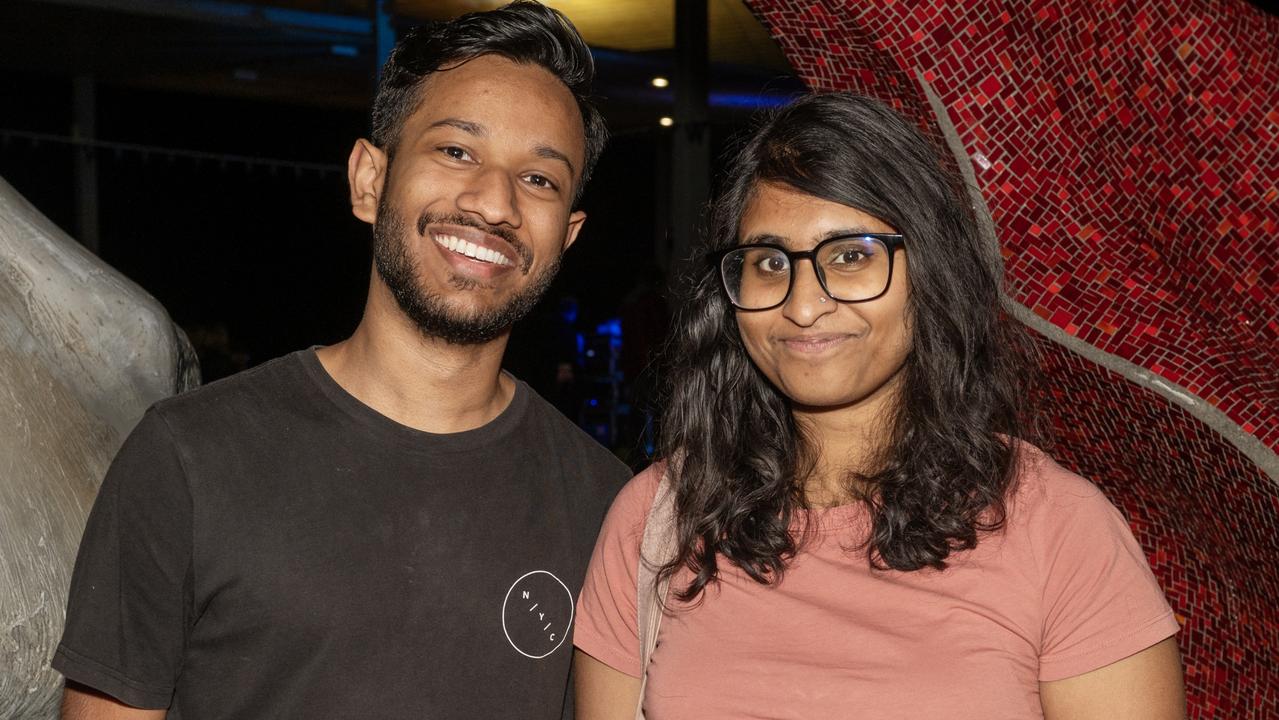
[371,0,607,202]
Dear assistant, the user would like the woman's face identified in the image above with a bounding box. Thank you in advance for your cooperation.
[734,182,912,414]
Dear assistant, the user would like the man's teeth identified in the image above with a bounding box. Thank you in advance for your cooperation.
[432,234,512,266]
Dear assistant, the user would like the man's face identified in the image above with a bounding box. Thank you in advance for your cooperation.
[362,54,587,344]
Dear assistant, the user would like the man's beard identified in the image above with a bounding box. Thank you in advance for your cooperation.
[372,198,562,345]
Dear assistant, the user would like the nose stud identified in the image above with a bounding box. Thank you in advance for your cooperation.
[818,297,827,303]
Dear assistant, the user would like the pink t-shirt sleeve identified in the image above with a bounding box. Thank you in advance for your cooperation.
[573,465,662,678]
[1027,456,1180,681]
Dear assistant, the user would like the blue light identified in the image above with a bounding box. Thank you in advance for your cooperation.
[170,1,372,34]
[261,6,370,33]
[589,48,658,66]
[709,92,796,109]
[596,318,623,338]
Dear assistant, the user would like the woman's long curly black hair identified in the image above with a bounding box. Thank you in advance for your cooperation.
[657,93,1037,602]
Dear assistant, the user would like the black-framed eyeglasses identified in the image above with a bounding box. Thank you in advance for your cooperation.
[712,233,905,311]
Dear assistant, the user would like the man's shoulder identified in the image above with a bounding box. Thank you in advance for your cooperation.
[518,382,630,481]
[150,350,312,433]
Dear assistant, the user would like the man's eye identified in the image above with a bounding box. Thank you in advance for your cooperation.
[524,173,558,190]
[440,146,472,161]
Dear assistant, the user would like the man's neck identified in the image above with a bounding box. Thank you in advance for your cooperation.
[316,307,514,435]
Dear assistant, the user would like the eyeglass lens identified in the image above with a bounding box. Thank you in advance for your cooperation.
[721,236,892,310]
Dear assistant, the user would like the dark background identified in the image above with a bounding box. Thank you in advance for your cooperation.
[0,0,805,459]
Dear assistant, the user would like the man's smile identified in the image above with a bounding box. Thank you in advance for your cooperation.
[431,232,515,267]
[421,221,527,279]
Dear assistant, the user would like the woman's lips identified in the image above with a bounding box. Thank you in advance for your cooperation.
[779,333,854,354]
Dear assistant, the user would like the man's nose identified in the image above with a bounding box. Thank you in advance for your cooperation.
[456,167,522,228]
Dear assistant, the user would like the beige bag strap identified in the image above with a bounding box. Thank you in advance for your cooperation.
[634,463,678,720]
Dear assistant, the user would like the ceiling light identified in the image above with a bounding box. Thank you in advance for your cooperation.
[651,76,670,88]
[659,116,674,127]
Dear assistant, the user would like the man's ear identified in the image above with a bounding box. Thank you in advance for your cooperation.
[348,139,387,225]
[561,210,587,252]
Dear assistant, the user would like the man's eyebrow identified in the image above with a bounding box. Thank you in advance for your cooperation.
[428,118,486,136]
[426,119,575,179]
[533,144,576,179]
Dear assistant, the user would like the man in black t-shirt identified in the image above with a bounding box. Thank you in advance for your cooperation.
[53,3,629,718]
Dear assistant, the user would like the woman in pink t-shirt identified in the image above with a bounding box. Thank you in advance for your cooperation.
[573,94,1184,719]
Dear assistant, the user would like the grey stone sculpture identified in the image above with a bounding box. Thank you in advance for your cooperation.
[0,175,197,718]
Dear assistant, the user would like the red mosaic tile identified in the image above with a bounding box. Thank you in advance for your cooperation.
[743,0,1279,714]
[1032,334,1278,717]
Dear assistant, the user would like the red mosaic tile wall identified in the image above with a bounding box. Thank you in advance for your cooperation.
[742,0,1279,715]
[746,0,1277,449]
[1033,334,1277,714]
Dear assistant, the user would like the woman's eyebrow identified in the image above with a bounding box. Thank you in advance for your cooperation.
[820,226,879,240]
[740,227,881,247]
[740,232,787,246]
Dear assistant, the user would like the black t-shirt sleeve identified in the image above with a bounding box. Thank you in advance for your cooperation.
[52,408,193,710]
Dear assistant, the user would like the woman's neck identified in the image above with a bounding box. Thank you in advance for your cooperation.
[792,371,905,507]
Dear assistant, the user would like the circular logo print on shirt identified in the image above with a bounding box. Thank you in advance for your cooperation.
[502,570,574,659]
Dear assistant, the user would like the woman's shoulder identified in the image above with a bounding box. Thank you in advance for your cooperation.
[1007,442,1113,527]
[1013,441,1099,489]
[600,460,669,539]
[624,460,667,504]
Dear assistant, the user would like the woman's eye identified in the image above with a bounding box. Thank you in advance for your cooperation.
[756,255,788,273]
[827,242,874,266]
